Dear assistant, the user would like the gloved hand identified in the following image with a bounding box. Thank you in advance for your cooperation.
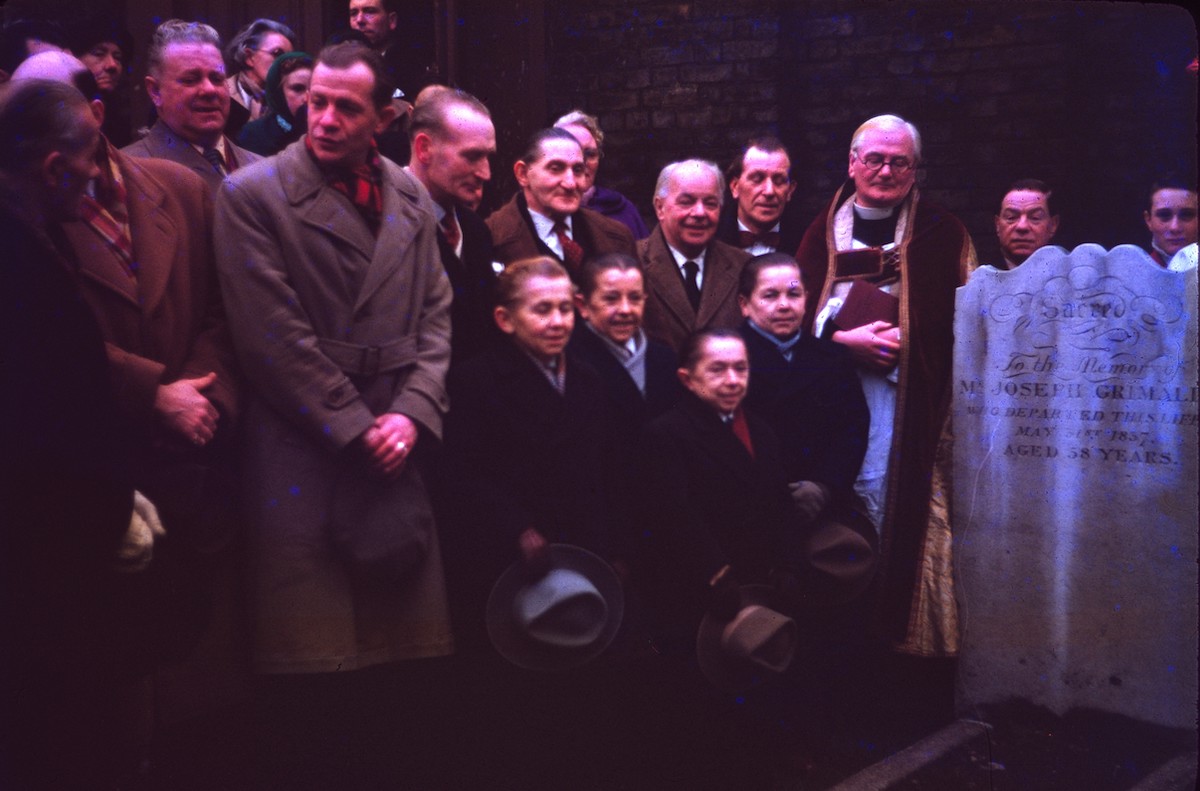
[705,564,741,622]
[114,490,165,573]
[788,480,830,525]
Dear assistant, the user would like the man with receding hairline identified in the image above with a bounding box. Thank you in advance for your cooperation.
[406,88,497,362]
[640,158,751,351]
[122,19,259,193]
[994,178,1060,269]
[487,127,636,282]
[717,135,805,255]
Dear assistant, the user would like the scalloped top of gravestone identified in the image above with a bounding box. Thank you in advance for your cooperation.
[953,243,1198,730]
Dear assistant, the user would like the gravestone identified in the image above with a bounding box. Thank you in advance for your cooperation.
[953,244,1198,729]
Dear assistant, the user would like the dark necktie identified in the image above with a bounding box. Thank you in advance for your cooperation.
[440,211,461,251]
[738,229,780,249]
[682,260,701,311]
[553,220,585,275]
[202,146,226,176]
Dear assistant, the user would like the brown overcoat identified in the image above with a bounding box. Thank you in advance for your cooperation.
[62,146,239,434]
[638,224,750,351]
[486,192,636,270]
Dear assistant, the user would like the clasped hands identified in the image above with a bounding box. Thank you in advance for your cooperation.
[832,320,901,373]
[358,412,419,478]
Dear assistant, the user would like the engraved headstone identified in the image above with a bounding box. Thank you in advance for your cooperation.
[953,244,1198,729]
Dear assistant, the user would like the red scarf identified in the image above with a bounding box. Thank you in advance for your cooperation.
[305,136,384,236]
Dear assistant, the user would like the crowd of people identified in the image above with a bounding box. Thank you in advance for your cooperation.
[1,3,1197,789]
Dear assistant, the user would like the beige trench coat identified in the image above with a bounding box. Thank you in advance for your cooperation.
[215,140,454,673]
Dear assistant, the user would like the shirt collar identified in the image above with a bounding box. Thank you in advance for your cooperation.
[747,319,802,358]
[529,207,570,241]
[737,218,781,234]
[666,242,707,270]
[190,135,227,160]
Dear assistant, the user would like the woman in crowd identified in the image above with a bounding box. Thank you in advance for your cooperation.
[236,51,312,156]
[222,18,296,136]
[555,110,650,240]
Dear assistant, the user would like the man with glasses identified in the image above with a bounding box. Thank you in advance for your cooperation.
[794,114,975,658]
[1143,176,1197,267]
[995,178,1060,269]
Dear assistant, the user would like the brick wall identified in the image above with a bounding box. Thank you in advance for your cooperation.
[540,0,1197,263]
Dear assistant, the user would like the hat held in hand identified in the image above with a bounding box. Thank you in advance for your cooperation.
[696,584,798,692]
[487,544,624,671]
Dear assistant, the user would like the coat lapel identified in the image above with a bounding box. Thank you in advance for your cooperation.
[280,144,376,266]
[680,396,759,488]
[120,150,177,315]
[696,243,739,327]
[644,227,696,329]
[355,164,429,312]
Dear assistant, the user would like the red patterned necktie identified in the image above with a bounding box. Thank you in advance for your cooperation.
[553,219,584,274]
[730,407,756,460]
[738,229,780,249]
[440,211,461,250]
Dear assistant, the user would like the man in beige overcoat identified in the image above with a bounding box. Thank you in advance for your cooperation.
[214,41,454,783]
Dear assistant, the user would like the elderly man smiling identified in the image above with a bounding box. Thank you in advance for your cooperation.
[640,158,751,351]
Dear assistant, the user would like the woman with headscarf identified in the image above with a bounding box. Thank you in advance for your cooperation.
[236,51,313,157]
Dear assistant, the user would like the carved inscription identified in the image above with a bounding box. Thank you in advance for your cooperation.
[958,265,1193,467]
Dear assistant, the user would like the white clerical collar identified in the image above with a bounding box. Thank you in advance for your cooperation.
[852,203,896,220]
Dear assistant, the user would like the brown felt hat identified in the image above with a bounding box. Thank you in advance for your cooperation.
[696,584,798,693]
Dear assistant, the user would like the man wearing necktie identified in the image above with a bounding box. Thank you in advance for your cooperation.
[717,135,806,256]
[406,88,498,363]
[640,159,751,351]
[122,19,260,194]
[486,127,635,284]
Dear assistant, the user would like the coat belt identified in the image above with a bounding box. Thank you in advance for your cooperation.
[317,336,418,377]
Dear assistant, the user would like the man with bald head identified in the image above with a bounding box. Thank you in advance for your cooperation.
[0,74,163,790]
[795,114,975,656]
[640,158,751,351]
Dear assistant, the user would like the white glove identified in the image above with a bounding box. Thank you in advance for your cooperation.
[113,490,166,573]
[788,480,830,525]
